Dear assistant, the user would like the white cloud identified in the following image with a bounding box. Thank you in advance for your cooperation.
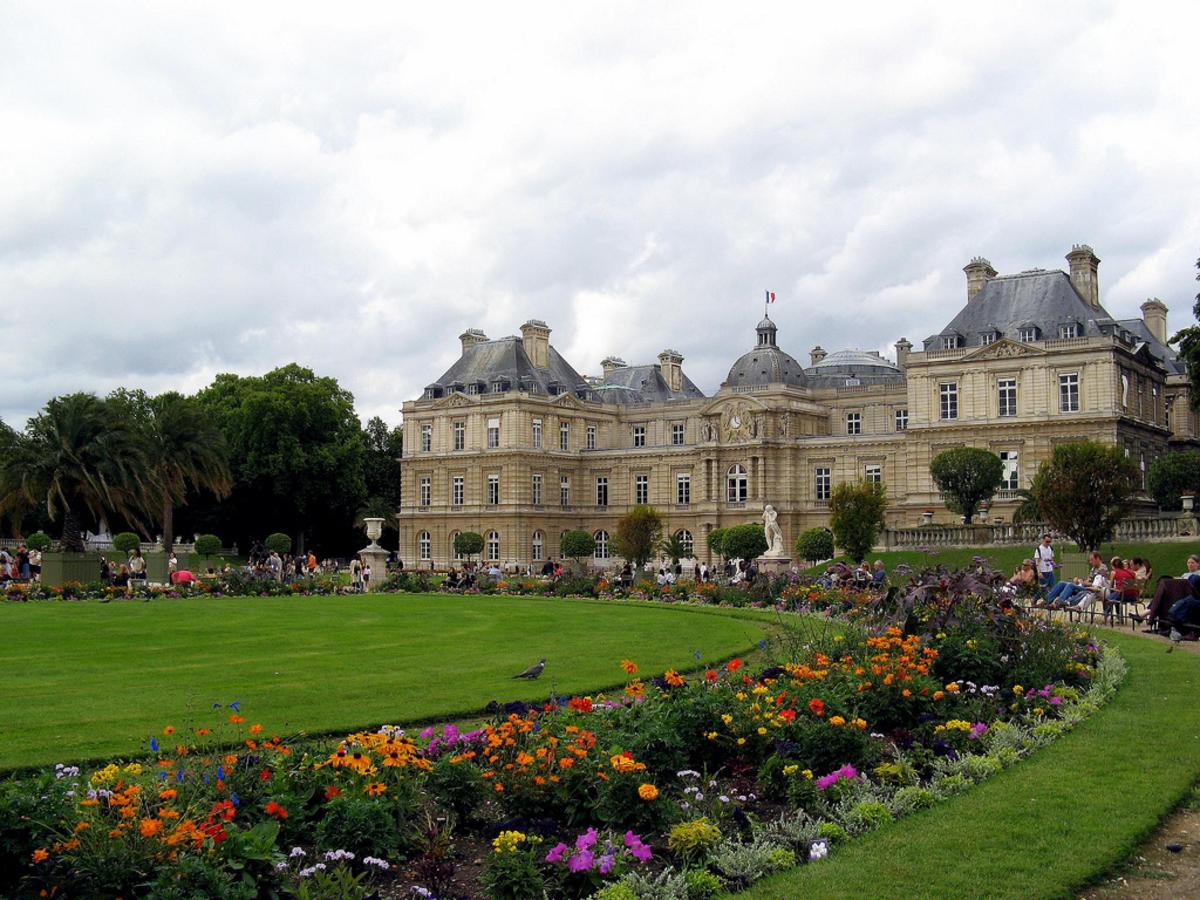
[2,0,1198,426]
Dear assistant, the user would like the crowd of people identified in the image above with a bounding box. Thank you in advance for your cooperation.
[0,544,41,583]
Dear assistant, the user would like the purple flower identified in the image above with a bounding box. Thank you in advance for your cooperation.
[419,726,435,739]
[545,843,568,863]
[1049,696,1063,705]
[969,722,988,740]
[569,850,594,872]
[815,773,839,790]
[598,854,615,874]
[631,842,653,862]
[576,827,598,851]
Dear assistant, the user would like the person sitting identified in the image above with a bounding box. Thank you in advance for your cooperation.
[1041,553,1107,609]
[1105,556,1138,618]
[444,568,460,590]
[872,561,887,586]
[656,568,669,586]
[1009,560,1037,592]
[1135,555,1200,629]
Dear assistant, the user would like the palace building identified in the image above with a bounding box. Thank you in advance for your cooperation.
[398,245,1195,568]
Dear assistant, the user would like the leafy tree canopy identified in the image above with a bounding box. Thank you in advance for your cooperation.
[794,527,835,564]
[264,532,292,554]
[194,534,222,557]
[707,527,728,559]
[454,531,484,559]
[560,529,595,564]
[1169,254,1200,409]
[829,481,887,563]
[362,416,403,510]
[929,448,1004,523]
[722,523,767,562]
[614,505,663,567]
[1146,450,1200,511]
[1030,440,1139,551]
[112,532,140,554]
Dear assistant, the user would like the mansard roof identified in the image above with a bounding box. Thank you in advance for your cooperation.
[1116,317,1186,375]
[430,337,591,397]
[925,269,1105,349]
[593,364,706,404]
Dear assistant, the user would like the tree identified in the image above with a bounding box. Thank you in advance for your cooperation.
[707,527,728,560]
[794,527,835,564]
[929,448,1004,523]
[112,532,141,554]
[722,523,768,562]
[265,532,292,555]
[1010,488,1043,525]
[108,390,232,551]
[362,417,403,511]
[829,481,887,563]
[1146,451,1200,511]
[1030,440,1139,551]
[560,530,595,568]
[614,505,663,568]
[196,364,366,553]
[0,393,152,551]
[454,531,484,561]
[25,531,51,552]
[194,534,222,558]
[660,531,689,564]
[1169,254,1200,408]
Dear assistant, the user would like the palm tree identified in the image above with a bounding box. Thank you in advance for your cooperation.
[1011,488,1043,525]
[660,531,689,565]
[140,392,232,551]
[0,394,152,551]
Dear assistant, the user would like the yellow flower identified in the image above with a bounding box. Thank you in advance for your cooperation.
[364,782,387,796]
[802,769,814,779]
[705,731,718,740]
[783,764,799,776]
[492,830,527,853]
[933,690,945,701]
[946,683,960,693]
[721,714,734,725]
[638,783,659,801]
[757,727,767,736]
[829,716,846,727]
[1013,685,1024,694]
[852,718,867,730]
[736,737,746,746]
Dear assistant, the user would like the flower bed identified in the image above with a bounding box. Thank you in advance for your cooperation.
[0,563,1126,899]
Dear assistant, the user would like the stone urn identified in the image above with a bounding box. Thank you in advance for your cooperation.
[1182,493,1196,512]
[921,510,934,526]
[363,517,385,549]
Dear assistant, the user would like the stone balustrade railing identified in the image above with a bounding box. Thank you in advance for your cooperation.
[882,515,1197,550]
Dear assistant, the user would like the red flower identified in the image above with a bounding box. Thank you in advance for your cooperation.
[324,785,342,801]
[779,709,796,722]
[808,698,825,717]
[265,801,289,820]
[259,768,272,782]
[727,658,743,671]
[705,669,719,683]
[568,697,593,713]
[210,800,236,821]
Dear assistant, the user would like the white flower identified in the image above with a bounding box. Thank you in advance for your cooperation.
[289,847,307,858]
[694,792,704,801]
[680,801,691,810]
[719,795,730,803]
[363,857,390,870]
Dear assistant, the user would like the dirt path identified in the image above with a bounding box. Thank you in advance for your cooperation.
[1079,625,1200,899]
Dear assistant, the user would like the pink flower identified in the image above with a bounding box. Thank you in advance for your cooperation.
[545,842,568,863]
[568,850,594,872]
[598,853,615,874]
[575,827,598,851]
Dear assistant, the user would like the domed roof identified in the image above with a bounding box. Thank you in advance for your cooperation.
[809,349,900,375]
[722,316,808,388]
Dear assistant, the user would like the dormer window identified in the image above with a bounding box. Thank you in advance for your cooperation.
[490,379,509,393]
[547,381,560,396]
[1018,326,1039,343]
[1058,323,1079,339]
[940,335,960,350]
[979,332,997,346]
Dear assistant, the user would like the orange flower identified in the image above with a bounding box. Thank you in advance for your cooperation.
[249,723,263,734]
[559,757,575,769]
[638,783,659,801]
[74,822,90,833]
[727,658,743,671]
[264,801,289,819]
[195,728,210,737]
[229,714,245,724]
[664,670,685,687]
[620,659,639,674]
[31,848,49,863]
[139,818,164,838]
[364,782,386,797]
[163,725,175,735]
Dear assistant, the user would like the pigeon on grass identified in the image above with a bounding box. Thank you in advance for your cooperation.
[513,658,546,679]
[1167,628,1183,653]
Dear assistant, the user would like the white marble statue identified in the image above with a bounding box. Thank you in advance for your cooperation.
[762,504,786,557]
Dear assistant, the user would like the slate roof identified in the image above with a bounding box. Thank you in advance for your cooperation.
[804,349,905,387]
[593,364,706,404]
[427,337,592,397]
[723,316,810,388]
[925,269,1105,349]
[1116,318,1186,375]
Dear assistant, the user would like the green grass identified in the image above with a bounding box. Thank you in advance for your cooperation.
[813,541,1199,584]
[737,629,1200,899]
[0,593,771,770]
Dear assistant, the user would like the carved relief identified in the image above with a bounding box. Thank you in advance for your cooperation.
[721,401,756,443]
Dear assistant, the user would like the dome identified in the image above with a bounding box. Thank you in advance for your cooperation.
[804,348,904,386]
[723,316,808,388]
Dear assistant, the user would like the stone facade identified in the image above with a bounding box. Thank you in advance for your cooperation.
[399,246,1195,569]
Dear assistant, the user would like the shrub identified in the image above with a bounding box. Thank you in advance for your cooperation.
[314,797,405,859]
[794,527,834,564]
[722,523,767,562]
[839,800,893,834]
[614,505,663,568]
[816,821,849,844]
[707,527,728,560]
[453,531,484,559]
[265,532,292,554]
[1030,440,1139,550]
[112,532,141,554]
[710,837,788,888]
[146,854,257,900]
[667,817,722,863]
[193,534,222,557]
[593,884,639,900]
[1147,450,1200,510]
[559,530,595,566]
[684,868,724,899]
[619,867,690,899]
[890,786,937,816]
[25,531,51,552]
[480,835,545,900]
[929,447,1003,523]
[426,757,488,821]
[829,481,887,563]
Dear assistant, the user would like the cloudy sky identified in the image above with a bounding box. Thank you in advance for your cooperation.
[3,1,1197,427]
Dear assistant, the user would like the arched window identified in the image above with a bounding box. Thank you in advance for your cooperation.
[532,530,545,560]
[594,530,610,559]
[675,529,694,557]
[449,530,461,559]
[486,530,500,561]
[418,531,431,561]
[727,464,748,502]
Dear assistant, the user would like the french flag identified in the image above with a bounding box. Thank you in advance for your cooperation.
[765,290,776,304]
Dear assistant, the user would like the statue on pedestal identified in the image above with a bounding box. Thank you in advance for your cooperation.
[762,504,786,557]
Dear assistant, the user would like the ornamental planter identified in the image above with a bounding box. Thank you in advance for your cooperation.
[40,552,100,587]
[921,511,934,525]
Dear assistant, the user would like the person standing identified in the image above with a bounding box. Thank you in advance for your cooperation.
[362,561,372,593]
[29,547,41,582]
[307,550,317,577]
[1034,534,1056,592]
[128,548,147,582]
[350,555,363,592]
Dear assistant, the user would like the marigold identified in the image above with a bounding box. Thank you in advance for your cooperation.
[705,669,719,683]
[139,818,164,838]
[808,698,826,717]
[32,848,49,863]
[638,783,659,801]
[727,658,743,671]
[829,715,846,727]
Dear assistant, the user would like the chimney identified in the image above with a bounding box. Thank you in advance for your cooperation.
[963,257,998,302]
[1141,298,1169,344]
[459,328,488,354]
[894,337,912,370]
[1066,244,1101,309]
[657,349,684,392]
[600,356,627,379]
[809,345,827,366]
[519,319,551,368]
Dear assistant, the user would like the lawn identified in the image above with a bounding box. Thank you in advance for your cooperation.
[0,593,772,770]
[738,628,1200,899]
